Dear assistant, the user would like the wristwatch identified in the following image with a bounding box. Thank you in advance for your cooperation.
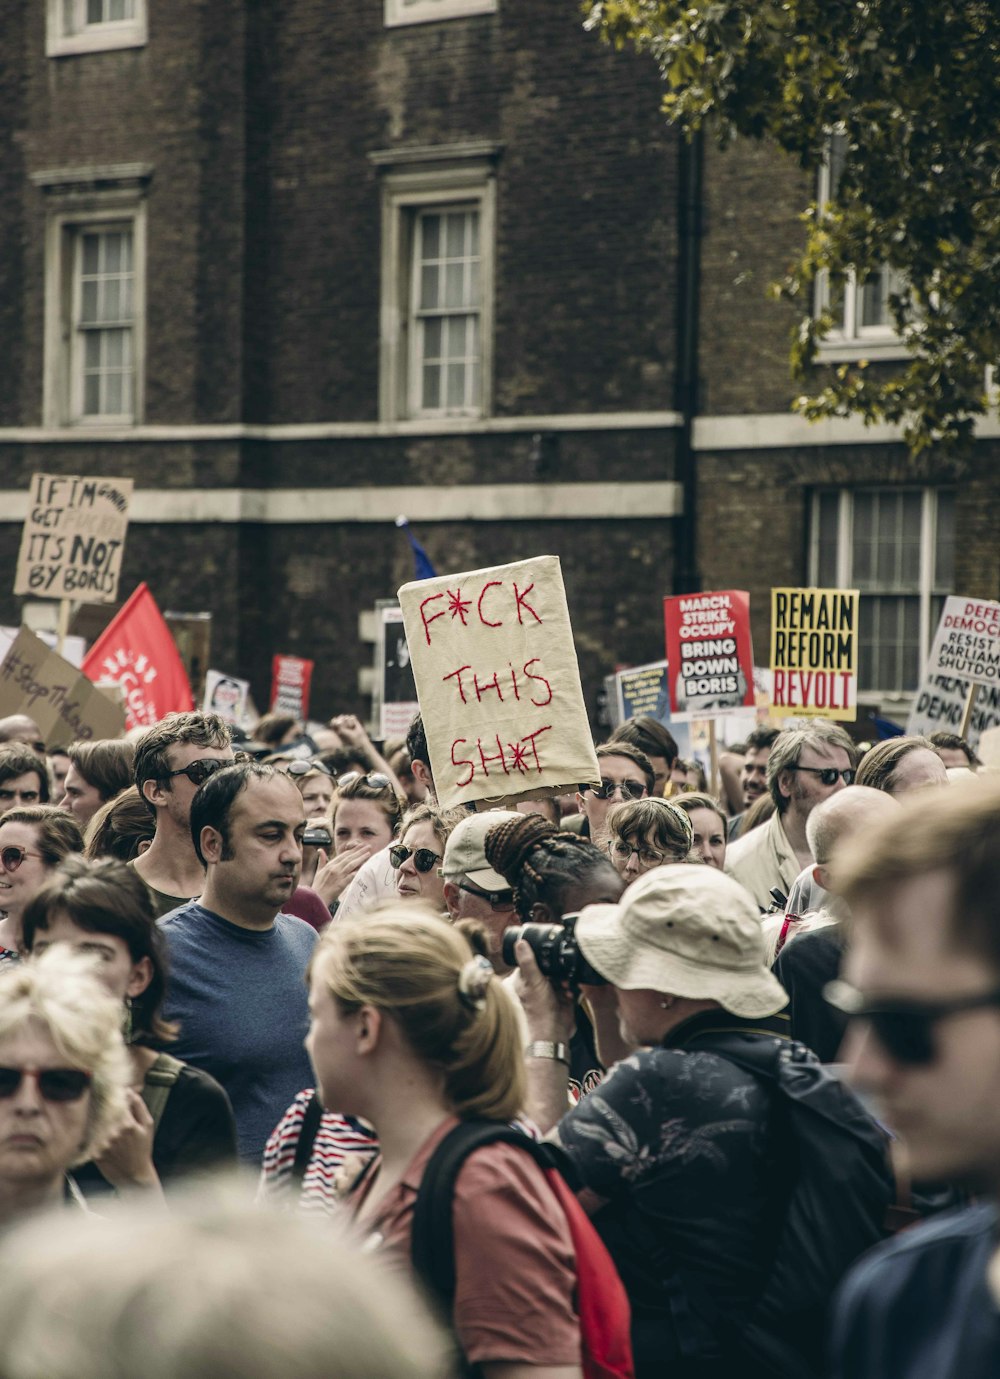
[524,1040,570,1065]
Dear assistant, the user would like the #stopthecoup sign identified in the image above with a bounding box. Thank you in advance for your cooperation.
[399,556,600,810]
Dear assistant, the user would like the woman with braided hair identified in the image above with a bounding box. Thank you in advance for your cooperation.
[484,813,625,1104]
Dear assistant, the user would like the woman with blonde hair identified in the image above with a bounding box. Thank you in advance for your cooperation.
[0,946,130,1226]
[306,904,585,1378]
[389,803,464,913]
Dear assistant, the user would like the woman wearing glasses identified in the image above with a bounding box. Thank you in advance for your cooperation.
[0,944,130,1228]
[0,807,84,965]
[605,798,695,882]
[390,804,464,913]
[22,856,237,1199]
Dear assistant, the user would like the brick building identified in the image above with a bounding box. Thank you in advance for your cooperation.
[0,1,996,728]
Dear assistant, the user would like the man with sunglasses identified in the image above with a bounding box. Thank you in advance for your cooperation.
[725,721,857,910]
[572,742,654,848]
[827,777,1000,1378]
[441,811,522,970]
[132,713,235,917]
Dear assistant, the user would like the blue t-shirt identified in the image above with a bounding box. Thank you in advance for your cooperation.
[830,1203,1000,1378]
[160,902,317,1164]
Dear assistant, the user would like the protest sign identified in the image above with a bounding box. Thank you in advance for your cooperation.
[81,582,194,731]
[615,660,670,725]
[398,555,600,809]
[924,596,1000,689]
[14,473,133,603]
[376,604,419,741]
[271,655,314,720]
[664,589,755,721]
[203,670,250,727]
[0,626,124,748]
[770,587,859,721]
[907,674,1000,749]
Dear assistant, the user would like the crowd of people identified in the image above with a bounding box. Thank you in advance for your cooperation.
[0,700,997,1378]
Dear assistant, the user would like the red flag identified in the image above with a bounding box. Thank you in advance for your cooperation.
[81,582,194,731]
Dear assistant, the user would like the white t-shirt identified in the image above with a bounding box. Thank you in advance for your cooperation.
[336,845,397,918]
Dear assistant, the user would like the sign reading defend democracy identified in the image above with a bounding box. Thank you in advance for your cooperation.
[0,627,124,749]
[399,555,600,810]
[770,587,859,721]
[664,590,755,721]
[924,596,1000,688]
[14,473,133,603]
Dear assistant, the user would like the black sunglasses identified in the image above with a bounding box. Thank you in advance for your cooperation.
[338,771,392,791]
[284,759,333,778]
[0,1066,92,1102]
[824,979,1000,1066]
[582,778,648,802]
[456,880,515,910]
[164,758,233,787]
[389,844,441,874]
[787,765,856,787]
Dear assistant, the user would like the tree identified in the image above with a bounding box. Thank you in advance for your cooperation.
[587,0,1000,453]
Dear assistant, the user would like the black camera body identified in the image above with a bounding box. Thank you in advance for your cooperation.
[501,914,606,988]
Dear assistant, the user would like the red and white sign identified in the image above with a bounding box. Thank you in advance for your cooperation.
[663,589,755,721]
[270,655,314,720]
[81,582,194,731]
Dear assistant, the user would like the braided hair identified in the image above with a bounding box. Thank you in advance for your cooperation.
[484,812,618,923]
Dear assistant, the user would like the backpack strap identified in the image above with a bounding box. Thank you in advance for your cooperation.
[140,1052,184,1136]
[292,1093,325,1186]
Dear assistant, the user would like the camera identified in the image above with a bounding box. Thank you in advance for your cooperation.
[501,914,606,988]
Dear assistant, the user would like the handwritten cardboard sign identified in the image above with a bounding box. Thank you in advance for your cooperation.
[615,660,671,726]
[664,589,755,721]
[0,626,124,749]
[398,555,600,809]
[907,673,1000,749]
[14,473,133,603]
[924,596,1000,689]
[770,587,859,721]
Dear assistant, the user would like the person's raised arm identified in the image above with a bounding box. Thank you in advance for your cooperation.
[511,941,577,1135]
[330,715,406,798]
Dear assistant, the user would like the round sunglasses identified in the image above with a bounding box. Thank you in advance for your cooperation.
[0,846,45,874]
[389,844,441,874]
[0,1065,92,1102]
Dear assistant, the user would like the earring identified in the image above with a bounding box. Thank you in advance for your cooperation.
[122,996,134,1045]
[660,997,674,1010]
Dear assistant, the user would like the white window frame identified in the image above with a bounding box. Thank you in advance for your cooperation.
[375,146,497,422]
[47,0,148,56]
[385,0,496,29]
[35,165,150,428]
[809,487,955,696]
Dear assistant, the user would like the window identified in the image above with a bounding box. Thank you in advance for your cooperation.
[385,0,496,28]
[375,145,497,422]
[810,488,955,695]
[35,164,150,427]
[814,132,907,360]
[47,0,148,55]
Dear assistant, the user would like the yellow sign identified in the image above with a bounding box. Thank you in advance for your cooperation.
[770,587,859,721]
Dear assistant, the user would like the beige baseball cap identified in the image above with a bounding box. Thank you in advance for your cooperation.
[575,864,788,1019]
[441,810,522,890]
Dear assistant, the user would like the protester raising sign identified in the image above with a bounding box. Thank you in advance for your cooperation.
[81,583,194,731]
[770,587,859,721]
[0,627,124,748]
[398,556,600,810]
[14,473,132,603]
[664,589,755,721]
[924,596,1000,689]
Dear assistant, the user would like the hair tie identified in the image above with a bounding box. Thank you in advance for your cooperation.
[457,955,493,1010]
[662,799,694,848]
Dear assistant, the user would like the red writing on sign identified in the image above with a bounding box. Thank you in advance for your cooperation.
[420,580,542,647]
[451,726,554,788]
[442,658,552,707]
[773,670,853,711]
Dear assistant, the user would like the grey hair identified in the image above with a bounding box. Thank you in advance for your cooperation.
[767,722,858,814]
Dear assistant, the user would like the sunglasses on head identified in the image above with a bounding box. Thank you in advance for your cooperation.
[164,758,233,787]
[824,979,1000,1066]
[787,765,856,787]
[0,1066,92,1102]
[284,759,333,778]
[0,846,44,874]
[583,778,648,802]
[389,844,441,874]
[338,771,392,791]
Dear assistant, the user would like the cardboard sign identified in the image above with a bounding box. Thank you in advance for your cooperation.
[615,660,671,726]
[770,587,859,721]
[377,605,419,741]
[270,655,314,720]
[399,555,600,809]
[664,589,755,721]
[924,596,1000,689]
[14,473,133,603]
[0,626,124,748]
[203,670,250,727]
[906,674,1000,749]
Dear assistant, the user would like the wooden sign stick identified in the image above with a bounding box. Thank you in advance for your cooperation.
[55,598,71,658]
[958,682,980,741]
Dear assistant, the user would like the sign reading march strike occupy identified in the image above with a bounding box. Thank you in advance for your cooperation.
[770,587,859,721]
[399,556,600,810]
[924,595,1000,688]
[664,590,755,721]
[14,473,133,603]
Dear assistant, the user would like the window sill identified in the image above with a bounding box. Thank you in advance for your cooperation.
[47,25,147,57]
[384,0,496,26]
[814,338,911,365]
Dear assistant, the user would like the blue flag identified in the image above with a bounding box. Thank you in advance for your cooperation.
[396,516,437,581]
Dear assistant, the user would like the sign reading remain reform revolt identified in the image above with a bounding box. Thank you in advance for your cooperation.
[14,473,133,603]
[770,587,859,721]
[399,555,600,810]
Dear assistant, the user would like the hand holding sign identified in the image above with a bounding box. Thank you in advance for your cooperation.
[399,556,600,810]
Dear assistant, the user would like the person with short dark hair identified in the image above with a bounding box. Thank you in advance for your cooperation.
[608,716,679,797]
[928,730,980,770]
[160,763,317,1163]
[83,785,156,862]
[59,738,135,828]
[727,725,781,840]
[572,742,655,849]
[0,806,84,963]
[0,744,49,809]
